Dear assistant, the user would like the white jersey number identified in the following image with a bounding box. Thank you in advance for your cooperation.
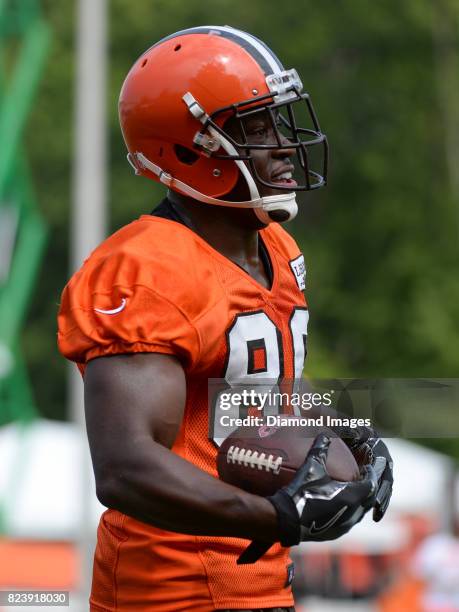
[212,307,309,445]
[225,308,308,382]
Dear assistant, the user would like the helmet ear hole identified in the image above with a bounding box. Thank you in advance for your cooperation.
[174,144,199,165]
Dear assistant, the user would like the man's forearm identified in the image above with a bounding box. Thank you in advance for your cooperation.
[95,435,279,542]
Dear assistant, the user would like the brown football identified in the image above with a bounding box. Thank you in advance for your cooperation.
[217,424,360,496]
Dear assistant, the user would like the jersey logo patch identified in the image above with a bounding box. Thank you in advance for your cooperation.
[289,254,306,290]
[94,298,127,315]
[285,562,295,587]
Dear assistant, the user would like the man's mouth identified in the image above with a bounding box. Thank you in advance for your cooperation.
[271,167,297,187]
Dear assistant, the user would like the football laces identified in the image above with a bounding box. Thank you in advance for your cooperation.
[226,445,283,475]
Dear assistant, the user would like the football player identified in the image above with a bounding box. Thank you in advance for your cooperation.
[58,26,392,612]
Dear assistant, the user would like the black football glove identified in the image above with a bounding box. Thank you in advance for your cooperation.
[334,425,394,522]
[237,433,378,564]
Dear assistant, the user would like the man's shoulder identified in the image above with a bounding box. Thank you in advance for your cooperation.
[97,214,202,261]
[77,215,208,280]
[58,214,206,367]
[63,215,217,319]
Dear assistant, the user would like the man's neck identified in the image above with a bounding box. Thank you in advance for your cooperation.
[167,191,272,289]
[167,191,263,264]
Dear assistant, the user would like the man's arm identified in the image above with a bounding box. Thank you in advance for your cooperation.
[84,352,278,542]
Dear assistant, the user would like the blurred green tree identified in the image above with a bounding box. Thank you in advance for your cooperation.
[24,0,459,457]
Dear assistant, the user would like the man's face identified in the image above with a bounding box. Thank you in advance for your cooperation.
[224,110,297,199]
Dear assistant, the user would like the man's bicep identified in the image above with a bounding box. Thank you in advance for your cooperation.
[84,352,187,465]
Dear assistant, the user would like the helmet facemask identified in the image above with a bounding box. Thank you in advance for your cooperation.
[207,92,328,192]
[188,69,328,223]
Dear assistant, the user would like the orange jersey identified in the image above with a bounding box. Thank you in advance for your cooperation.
[58,213,309,612]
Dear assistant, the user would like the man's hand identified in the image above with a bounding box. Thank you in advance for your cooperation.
[238,434,378,564]
[335,425,394,522]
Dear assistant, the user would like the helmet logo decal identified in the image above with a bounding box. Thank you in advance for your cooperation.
[266,68,303,103]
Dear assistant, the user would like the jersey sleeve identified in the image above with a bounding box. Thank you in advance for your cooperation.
[57,250,201,369]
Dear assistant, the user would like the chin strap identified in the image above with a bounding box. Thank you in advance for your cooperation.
[126,92,298,222]
[128,151,264,208]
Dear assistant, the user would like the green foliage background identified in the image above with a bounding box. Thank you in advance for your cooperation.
[22,0,459,455]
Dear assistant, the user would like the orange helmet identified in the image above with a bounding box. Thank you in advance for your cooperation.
[119,25,328,223]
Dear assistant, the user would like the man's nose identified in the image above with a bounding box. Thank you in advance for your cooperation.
[272,132,295,157]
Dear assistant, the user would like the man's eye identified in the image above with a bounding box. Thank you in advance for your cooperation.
[249,126,268,137]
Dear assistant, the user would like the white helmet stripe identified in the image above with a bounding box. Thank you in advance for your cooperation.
[215,25,283,75]
[151,26,283,77]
